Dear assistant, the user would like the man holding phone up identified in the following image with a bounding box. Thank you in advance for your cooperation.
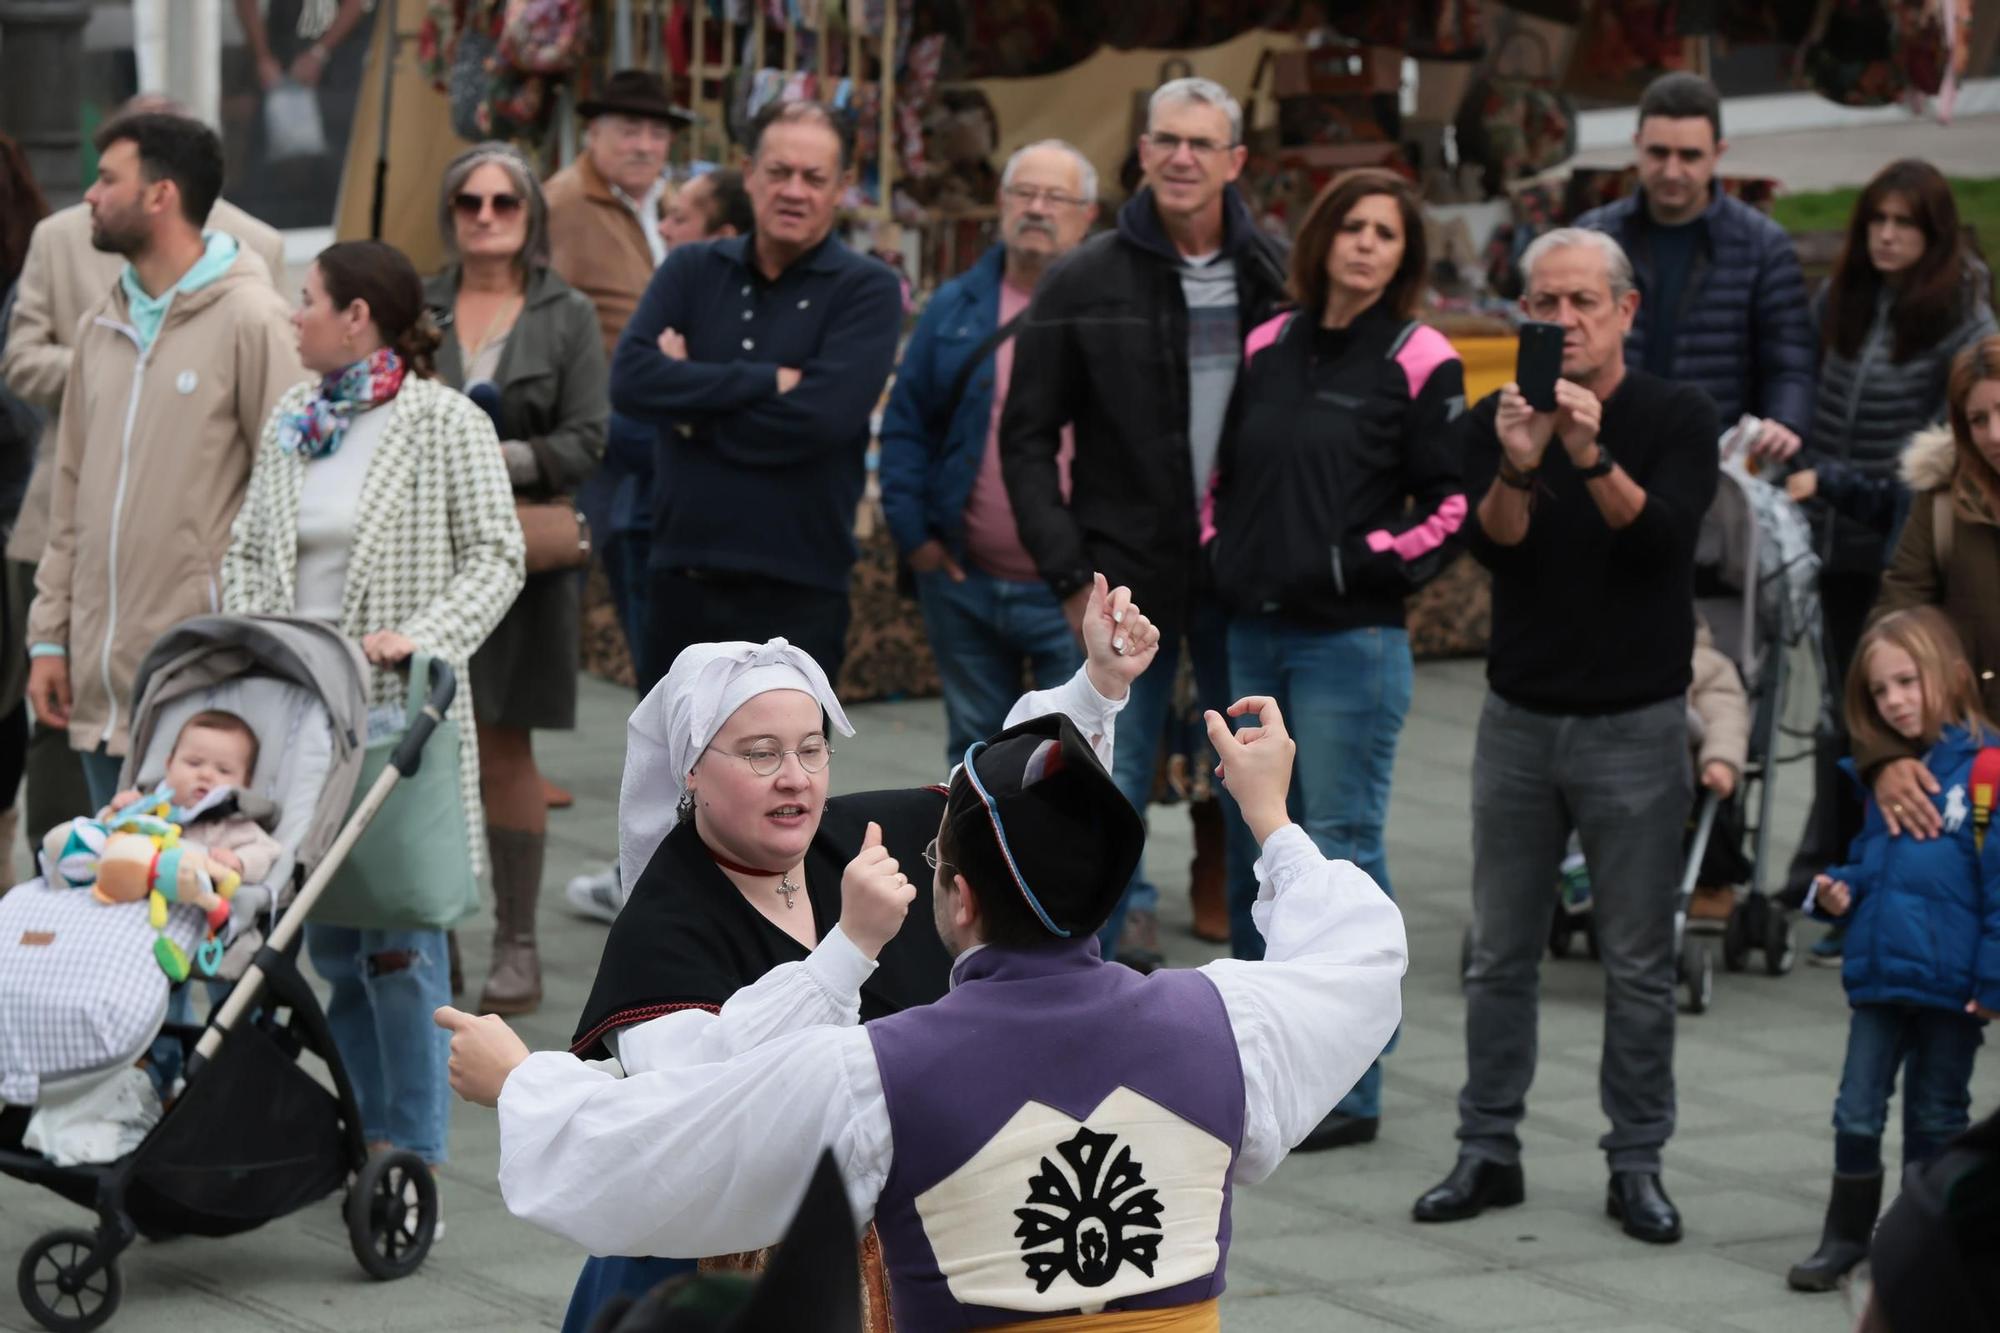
[1412,228,1717,1244]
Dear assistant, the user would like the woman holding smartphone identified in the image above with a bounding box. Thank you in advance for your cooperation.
[1206,168,1465,1152]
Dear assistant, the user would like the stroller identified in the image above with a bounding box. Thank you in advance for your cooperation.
[0,616,456,1332]
[1685,445,1827,984]
[1539,435,1827,1012]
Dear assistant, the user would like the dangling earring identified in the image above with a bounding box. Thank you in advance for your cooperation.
[677,791,695,821]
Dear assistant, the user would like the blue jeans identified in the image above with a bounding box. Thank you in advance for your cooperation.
[80,746,124,812]
[306,924,453,1164]
[914,566,1081,767]
[1228,618,1413,1117]
[1097,594,1257,962]
[1832,1002,1984,1174]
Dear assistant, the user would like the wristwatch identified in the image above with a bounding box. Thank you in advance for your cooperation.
[1576,443,1615,480]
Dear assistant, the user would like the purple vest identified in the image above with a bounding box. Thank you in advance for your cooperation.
[866,938,1245,1329]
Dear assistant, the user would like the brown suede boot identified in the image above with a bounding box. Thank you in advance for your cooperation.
[479,827,544,1016]
[1188,798,1230,944]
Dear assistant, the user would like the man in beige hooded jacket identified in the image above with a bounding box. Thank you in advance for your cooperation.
[23,112,302,806]
[1,102,282,843]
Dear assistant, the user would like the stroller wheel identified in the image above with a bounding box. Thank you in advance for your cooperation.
[347,1150,436,1281]
[1763,909,1797,976]
[1681,938,1714,1014]
[17,1229,122,1333]
[1721,902,1751,972]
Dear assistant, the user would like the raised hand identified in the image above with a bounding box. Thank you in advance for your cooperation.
[1079,572,1161,700]
[1205,696,1296,845]
[1494,383,1556,473]
[840,821,915,959]
[435,1005,531,1107]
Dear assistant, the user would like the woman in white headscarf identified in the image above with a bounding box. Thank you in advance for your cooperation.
[548,573,1157,1333]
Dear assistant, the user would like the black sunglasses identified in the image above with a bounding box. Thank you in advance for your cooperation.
[453,191,524,218]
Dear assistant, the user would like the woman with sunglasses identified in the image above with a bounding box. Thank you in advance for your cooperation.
[552,573,1158,1331]
[425,142,607,1017]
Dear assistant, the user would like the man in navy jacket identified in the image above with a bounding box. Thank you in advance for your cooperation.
[611,100,902,684]
[878,141,1098,766]
[1576,72,1814,463]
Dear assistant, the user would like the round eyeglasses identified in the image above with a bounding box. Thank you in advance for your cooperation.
[705,741,834,777]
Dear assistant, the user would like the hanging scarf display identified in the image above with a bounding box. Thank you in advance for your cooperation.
[278,346,407,460]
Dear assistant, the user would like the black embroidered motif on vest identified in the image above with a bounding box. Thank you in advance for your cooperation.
[1013,1127,1164,1292]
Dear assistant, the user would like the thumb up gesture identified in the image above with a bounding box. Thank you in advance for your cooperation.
[435,1005,531,1107]
[840,821,915,960]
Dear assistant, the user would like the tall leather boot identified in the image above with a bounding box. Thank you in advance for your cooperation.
[1188,798,1229,944]
[479,826,544,1017]
[1786,1170,1882,1292]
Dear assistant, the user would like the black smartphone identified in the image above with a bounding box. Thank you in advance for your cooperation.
[1515,321,1564,411]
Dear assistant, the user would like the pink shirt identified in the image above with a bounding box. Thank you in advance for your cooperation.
[961,282,1073,582]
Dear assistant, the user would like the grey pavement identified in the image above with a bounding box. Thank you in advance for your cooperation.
[7,657,1998,1331]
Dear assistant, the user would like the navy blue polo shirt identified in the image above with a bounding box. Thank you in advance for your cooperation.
[610,231,904,591]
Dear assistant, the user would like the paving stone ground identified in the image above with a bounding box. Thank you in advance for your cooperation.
[6,658,1996,1331]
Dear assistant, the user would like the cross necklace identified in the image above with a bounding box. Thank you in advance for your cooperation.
[708,848,804,910]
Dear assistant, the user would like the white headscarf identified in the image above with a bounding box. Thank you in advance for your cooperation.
[617,638,854,895]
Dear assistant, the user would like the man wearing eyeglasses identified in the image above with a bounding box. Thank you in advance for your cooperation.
[1412,227,1717,1245]
[1000,78,1289,971]
[879,140,1099,769]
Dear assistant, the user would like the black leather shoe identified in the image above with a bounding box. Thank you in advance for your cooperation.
[1412,1155,1525,1222]
[1295,1112,1378,1153]
[1606,1171,1683,1243]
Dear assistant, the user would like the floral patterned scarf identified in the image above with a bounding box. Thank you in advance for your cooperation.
[278,346,407,459]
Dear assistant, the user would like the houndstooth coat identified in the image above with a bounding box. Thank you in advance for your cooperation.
[222,374,526,877]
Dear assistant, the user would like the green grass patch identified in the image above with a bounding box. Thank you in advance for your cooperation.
[1772,177,2000,264]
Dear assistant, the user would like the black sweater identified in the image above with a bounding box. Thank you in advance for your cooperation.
[1462,369,1719,714]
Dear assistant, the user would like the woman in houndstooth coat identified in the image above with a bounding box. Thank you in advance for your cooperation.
[223,240,523,1183]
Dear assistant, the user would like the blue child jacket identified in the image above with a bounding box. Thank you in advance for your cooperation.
[1811,724,2000,1014]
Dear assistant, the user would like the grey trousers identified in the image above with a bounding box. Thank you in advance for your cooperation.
[1458,692,1690,1172]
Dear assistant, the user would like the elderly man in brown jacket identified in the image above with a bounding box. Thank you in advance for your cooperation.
[22,113,301,809]
[545,68,692,357]
[1,103,282,844]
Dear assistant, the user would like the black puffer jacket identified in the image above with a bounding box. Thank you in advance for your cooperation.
[1800,266,1997,572]
[1576,186,1816,436]
[999,186,1288,633]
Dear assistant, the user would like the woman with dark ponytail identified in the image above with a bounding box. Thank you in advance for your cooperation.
[222,239,525,1215]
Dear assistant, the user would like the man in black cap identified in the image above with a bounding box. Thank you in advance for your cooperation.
[550,68,695,744]
[442,696,1406,1329]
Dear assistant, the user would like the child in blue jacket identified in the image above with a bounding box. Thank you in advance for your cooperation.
[1788,605,2000,1293]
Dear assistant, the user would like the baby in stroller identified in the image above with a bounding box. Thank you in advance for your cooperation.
[67,709,283,891]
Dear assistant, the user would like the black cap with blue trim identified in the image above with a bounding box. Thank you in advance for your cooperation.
[944,712,1145,940]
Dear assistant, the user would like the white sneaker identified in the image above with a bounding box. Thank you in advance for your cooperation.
[403,1171,444,1244]
[564,867,622,924]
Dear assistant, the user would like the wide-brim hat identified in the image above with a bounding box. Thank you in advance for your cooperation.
[578,69,696,125]
[944,712,1145,940]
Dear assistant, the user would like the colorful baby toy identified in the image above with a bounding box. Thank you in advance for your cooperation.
[43,783,244,982]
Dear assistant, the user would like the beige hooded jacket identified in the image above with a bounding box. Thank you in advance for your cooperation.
[27,244,304,754]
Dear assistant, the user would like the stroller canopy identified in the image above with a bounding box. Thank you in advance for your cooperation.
[126,616,370,873]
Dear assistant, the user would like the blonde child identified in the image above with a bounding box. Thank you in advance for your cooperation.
[1787,606,2000,1293]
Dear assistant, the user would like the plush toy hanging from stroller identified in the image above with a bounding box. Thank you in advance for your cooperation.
[41,784,245,983]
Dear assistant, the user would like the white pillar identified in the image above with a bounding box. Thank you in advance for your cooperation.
[133,0,223,127]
